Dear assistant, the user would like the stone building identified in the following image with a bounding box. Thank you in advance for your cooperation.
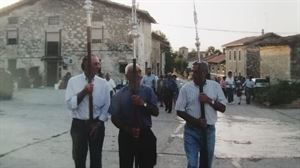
[151,32,170,76]
[222,32,281,78]
[205,54,226,78]
[179,46,188,59]
[0,0,156,87]
[254,34,300,83]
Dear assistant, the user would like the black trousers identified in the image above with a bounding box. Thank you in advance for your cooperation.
[164,90,174,113]
[70,119,105,168]
[118,128,157,168]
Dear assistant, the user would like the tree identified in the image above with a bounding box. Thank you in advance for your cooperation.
[174,53,188,75]
[153,30,168,41]
[164,50,174,74]
[206,46,222,57]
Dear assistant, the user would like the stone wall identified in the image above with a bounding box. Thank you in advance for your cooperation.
[260,45,291,83]
[0,0,153,86]
[290,42,300,80]
[225,46,247,76]
[151,38,160,75]
[246,47,260,78]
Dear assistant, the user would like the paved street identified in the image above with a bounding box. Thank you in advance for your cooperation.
[0,88,300,168]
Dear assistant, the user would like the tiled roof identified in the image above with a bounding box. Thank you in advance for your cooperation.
[206,54,225,64]
[222,36,258,47]
[222,33,282,47]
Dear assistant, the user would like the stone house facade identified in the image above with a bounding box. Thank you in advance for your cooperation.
[151,32,170,76]
[0,0,156,87]
[222,33,281,78]
[204,54,226,78]
[256,34,300,83]
[179,46,188,59]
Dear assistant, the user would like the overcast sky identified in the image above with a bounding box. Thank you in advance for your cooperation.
[1,0,299,51]
[114,0,300,51]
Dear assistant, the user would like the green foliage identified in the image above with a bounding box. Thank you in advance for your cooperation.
[174,57,188,75]
[164,51,174,74]
[255,80,300,106]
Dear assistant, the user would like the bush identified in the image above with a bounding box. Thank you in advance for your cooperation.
[255,80,300,106]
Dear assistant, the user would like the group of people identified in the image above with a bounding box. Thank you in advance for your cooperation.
[65,54,227,168]
[218,71,255,105]
[141,69,179,114]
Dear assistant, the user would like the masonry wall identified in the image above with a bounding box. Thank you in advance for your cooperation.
[290,42,300,80]
[260,45,291,83]
[0,0,153,86]
[225,46,247,76]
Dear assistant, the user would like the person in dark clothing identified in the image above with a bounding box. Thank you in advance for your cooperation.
[156,75,165,107]
[163,73,178,113]
[109,63,159,168]
[59,72,72,89]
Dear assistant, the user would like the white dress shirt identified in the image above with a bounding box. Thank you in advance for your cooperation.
[106,78,116,93]
[65,73,111,121]
[225,77,235,88]
[175,80,227,125]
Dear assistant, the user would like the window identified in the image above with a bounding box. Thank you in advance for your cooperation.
[92,27,103,43]
[93,14,103,22]
[7,29,18,45]
[234,51,237,60]
[229,51,231,60]
[238,51,241,60]
[119,63,127,73]
[145,62,148,72]
[45,32,60,56]
[8,17,18,24]
[92,21,104,43]
[48,16,60,25]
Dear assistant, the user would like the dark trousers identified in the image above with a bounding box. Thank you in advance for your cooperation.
[71,119,105,168]
[118,128,157,168]
[164,90,174,113]
[226,88,234,103]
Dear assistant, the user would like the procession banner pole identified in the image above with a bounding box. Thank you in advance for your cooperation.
[193,1,208,167]
[129,0,141,167]
[84,0,94,120]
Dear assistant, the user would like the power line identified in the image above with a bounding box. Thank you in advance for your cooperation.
[156,23,299,34]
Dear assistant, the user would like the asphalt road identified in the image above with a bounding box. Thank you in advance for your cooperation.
[0,88,299,168]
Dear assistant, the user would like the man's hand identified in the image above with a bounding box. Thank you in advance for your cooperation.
[196,118,207,129]
[89,121,103,139]
[85,83,94,94]
[131,95,144,106]
[130,127,140,138]
[198,93,210,104]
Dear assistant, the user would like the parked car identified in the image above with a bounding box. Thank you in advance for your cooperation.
[252,78,270,88]
[0,69,14,100]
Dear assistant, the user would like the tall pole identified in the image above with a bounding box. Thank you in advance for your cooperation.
[84,0,94,120]
[129,1,140,167]
[128,0,140,93]
[194,1,208,168]
[193,1,202,62]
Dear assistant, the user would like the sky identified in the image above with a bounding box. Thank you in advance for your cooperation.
[1,0,299,51]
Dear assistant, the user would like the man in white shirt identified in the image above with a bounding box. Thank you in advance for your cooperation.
[243,75,255,104]
[225,71,235,104]
[65,55,110,168]
[105,73,116,98]
[141,68,156,92]
[175,62,226,168]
